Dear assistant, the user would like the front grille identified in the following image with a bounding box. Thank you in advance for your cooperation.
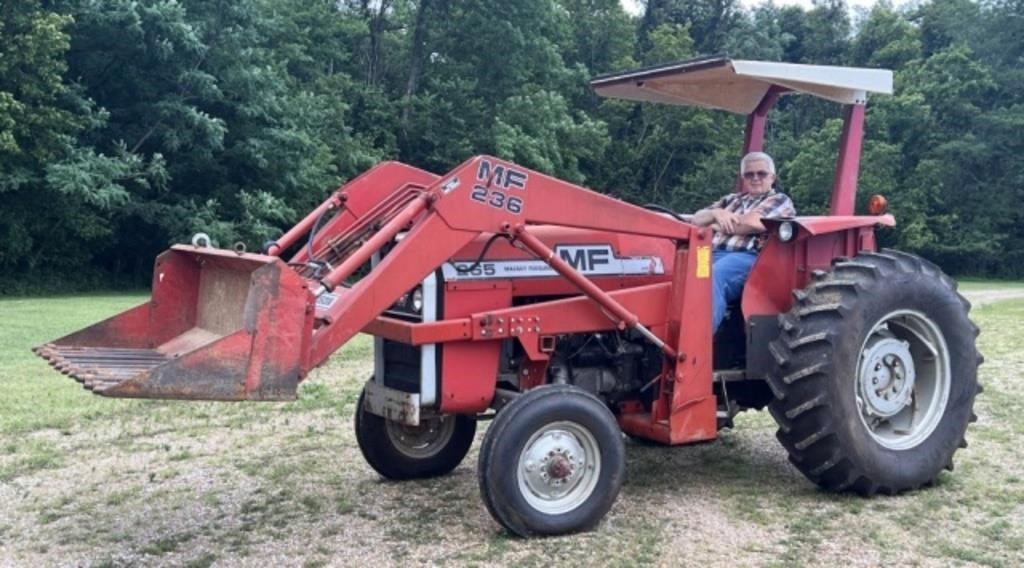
[381,339,421,393]
[372,260,440,404]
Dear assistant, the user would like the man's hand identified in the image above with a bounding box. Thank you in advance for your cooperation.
[733,210,766,235]
[694,207,767,235]
[712,209,740,234]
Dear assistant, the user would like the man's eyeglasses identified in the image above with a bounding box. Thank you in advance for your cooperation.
[742,170,772,180]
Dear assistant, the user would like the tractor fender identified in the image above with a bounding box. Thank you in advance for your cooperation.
[777,214,895,236]
[742,214,895,380]
[744,214,896,319]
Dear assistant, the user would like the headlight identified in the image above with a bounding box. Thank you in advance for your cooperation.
[411,287,424,312]
[778,221,795,242]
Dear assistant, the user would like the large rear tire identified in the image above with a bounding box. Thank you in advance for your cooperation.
[767,250,982,495]
[355,386,476,480]
[478,384,625,537]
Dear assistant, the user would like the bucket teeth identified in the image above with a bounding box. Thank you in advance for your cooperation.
[33,344,168,393]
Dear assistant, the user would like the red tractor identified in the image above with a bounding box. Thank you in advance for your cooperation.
[36,56,980,537]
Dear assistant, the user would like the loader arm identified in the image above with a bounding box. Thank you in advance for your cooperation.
[35,162,436,400]
[307,156,704,366]
[37,155,713,424]
[304,156,717,443]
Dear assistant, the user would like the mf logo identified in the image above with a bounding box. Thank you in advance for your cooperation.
[441,243,665,281]
[477,159,528,190]
[558,246,610,271]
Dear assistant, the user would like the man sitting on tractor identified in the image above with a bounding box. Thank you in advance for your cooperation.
[692,151,796,332]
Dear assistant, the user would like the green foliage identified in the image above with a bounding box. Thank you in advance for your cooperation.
[557,0,636,75]
[3,0,1024,289]
[0,3,79,169]
[493,90,608,183]
[851,3,921,69]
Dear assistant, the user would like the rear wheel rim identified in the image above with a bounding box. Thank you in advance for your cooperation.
[517,420,601,515]
[855,309,951,450]
[384,415,456,459]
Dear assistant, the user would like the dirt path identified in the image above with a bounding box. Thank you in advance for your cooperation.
[961,288,1024,307]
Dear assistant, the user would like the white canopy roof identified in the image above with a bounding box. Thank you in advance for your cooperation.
[590,56,893,114]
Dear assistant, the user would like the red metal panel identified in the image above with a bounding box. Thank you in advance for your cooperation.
[338,161,438,217]
[446,225,676,297]
[743,219,890,318]
[804,233,848,272]
[289,165,438,266]
[858,226,877,252]
[149,249,201,345]
[664,241,717,443]
[449,226,677,273]
[43,302,154,349]
[439,284,512,413]
[245,262,314,392]
[471,283,673,351]
[508,276,660,297]
[745,232,853,319]
[618,240,716,444]
[106,331,256,400]
[362,316,471,344]
[791,214,894,236]
[742,238,798,318]
[618,242,717,445]
[432,156,695,240]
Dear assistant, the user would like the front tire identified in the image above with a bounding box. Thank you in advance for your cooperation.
[477,384,625,537]
[767,250,981,495]
[355,387,476,480]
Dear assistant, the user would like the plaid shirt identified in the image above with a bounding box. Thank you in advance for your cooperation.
[708,189,796,252]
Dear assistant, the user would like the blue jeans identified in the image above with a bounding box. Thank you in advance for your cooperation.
[712,250,758,333]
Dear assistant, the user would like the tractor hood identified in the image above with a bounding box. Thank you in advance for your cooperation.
[590,55,893,114]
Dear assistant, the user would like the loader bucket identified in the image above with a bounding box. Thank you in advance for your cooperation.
[34,245,313,401]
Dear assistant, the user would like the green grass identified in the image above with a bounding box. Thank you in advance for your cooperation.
[2,293,1023,566]
[0,293,149,435]
[0,438,62,481]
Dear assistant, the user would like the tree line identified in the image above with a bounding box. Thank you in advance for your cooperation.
[2,0,1022,292]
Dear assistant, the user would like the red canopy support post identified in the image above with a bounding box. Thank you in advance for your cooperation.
[830,102,866,216]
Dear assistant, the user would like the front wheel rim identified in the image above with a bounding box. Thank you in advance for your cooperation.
[517,420,601,515]
[855,309,951,450]
[384,415,457,459]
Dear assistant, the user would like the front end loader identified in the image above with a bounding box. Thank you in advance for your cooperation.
[36,56,981,537]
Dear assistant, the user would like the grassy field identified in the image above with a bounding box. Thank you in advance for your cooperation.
[1,290,1023,567]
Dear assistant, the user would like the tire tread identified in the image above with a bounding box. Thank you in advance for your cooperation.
[766,250,980,495]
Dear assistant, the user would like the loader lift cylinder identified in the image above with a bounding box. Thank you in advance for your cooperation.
[264,192,345,256]
[314,193,431,297]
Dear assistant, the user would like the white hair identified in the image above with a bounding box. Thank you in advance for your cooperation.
[741,151,776,175]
